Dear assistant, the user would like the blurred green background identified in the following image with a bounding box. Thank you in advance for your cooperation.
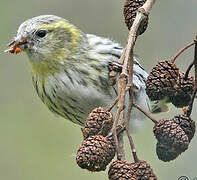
[0,0,197,179]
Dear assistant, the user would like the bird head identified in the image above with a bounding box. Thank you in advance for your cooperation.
[5,15,84,74]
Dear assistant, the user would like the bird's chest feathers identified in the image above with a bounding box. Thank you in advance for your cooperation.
[32,70,115,118]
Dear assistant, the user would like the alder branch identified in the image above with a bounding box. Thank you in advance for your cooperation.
[187,38,197,116]
[185,61,194,79]
[133,104,158,124]
[126,87,139,162]
[170,41,195,63]
[106,97,119,112]
[112,0,157,160]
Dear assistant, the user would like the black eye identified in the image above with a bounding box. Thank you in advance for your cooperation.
[35,29,47,38]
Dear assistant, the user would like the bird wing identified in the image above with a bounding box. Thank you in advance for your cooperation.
[86,34,168,113]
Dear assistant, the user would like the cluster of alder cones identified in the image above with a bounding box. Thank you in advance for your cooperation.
[145,60,196,161]
[76,107,157,179]
[75,0,197,179]
[75,108,196,178]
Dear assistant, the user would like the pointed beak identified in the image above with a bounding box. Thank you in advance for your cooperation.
[4,37,28,54]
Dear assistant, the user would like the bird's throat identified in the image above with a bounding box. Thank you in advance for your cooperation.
[30,59,61,77]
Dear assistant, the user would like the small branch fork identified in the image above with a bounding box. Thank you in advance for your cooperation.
[112,0,157,161]
[187,37,197,116]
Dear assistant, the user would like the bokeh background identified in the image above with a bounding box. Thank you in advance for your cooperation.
[0,0,197,179]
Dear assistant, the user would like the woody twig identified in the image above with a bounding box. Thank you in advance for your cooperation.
[112,0,157,160]
[187,37,197,116]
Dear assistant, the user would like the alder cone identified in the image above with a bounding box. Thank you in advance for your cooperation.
[82,107,113,139]
[153,119,189,152]
[154,115,195,162]
[123,0,148,35]
[108,160,157,180]
[156,142,180,162]
[170,72,195,107]
[76,135,115,172]
[131,160,157,180]
[173,114,195,142]
[108,160,136,180]
[146,60,179,101]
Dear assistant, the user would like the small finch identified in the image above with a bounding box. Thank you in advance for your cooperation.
[5,15,164,126]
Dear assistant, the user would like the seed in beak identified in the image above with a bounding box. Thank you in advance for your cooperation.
[4,45,22,54]
[14,47,22,54]
[5,38,27,54]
